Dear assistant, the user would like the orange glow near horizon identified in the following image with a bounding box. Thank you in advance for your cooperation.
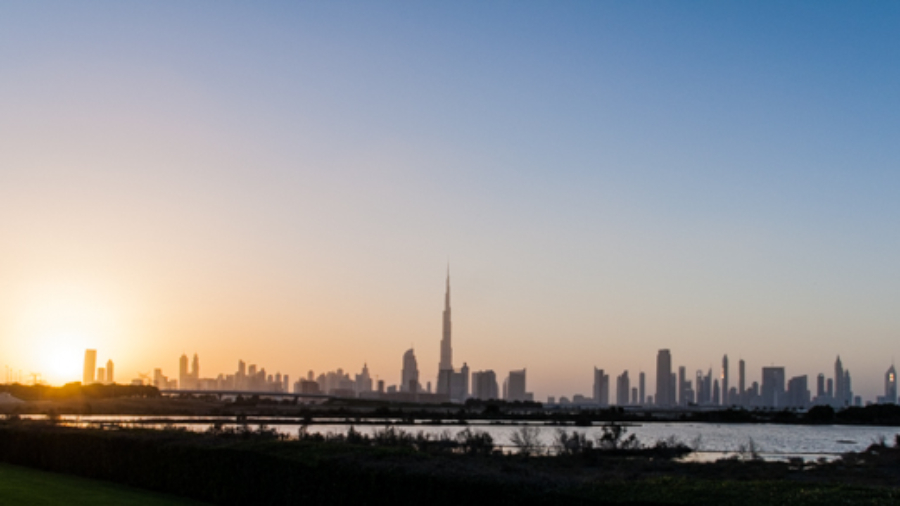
[4,279,129,385]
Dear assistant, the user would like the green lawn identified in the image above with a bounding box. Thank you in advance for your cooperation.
[574,477,900,505]
[0,463,207,505]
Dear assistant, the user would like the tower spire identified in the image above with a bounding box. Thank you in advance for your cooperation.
[437,266,454,394]
[445,264,450,310]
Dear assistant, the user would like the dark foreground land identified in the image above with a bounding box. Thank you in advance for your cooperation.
[0,462,206,505]
[1,420,899,505]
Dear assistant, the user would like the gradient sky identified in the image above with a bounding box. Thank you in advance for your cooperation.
[1,2,899,401]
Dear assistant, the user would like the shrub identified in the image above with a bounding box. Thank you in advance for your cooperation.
[510,426,543,456]
[554,429,591,456]
[456,428,494,455]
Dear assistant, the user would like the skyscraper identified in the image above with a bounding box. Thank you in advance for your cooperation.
[593,367,610,406]
[738,359,745,406]
[83,349,96,385]
[472,370,499,400]
[786,375,810,408]
[843,370,852,406]
[656,349,672,407]
[639,372,645,404]
[722,355,729,406]
[696,369,713,405]
[885,365,897,404]
[449,362,469,402]
[678,366,687,407]
[834,356,844,404]
[106,359,114,384]
[179,354,189,389]
[761,367,786,408]
[192,354,200,381]
[436,268,453,394]
[401,349,419,393]
[355,363,373,394]
[505,369,528,401]
[616,370,630,406]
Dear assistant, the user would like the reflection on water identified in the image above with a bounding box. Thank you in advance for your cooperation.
[48,415,900,462]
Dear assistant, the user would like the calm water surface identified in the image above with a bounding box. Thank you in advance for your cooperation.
[51,415,900,462]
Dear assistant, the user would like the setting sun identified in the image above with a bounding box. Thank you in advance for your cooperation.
[3,279,126,385]
[36,334,85,385]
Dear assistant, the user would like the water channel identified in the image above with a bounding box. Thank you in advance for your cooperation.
[43,415,900,462]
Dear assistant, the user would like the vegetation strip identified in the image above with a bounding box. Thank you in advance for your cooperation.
[0,462,206,505]
[0,420,898,505]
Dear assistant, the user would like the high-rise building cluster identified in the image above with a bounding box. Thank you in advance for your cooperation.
[87,269,898,408]
[553,351,863,409]
[82,349,115,385]
[138,269,531,404]
[149,355,291,393]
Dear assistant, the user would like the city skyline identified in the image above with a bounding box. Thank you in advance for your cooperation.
[71,343,881,409]
[1,267,897,402]
[2,3,900,401]
[48,273,896,408]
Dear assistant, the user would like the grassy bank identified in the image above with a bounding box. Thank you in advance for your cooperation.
[0,462,206,505]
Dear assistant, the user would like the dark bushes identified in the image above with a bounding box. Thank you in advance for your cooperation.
[0,423,544,506]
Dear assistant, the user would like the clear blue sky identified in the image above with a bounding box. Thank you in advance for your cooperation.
[1,1,899,400]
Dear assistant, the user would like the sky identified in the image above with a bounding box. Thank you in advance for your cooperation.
[1,1,899,401]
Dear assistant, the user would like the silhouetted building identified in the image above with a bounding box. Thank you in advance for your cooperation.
[401,349,420,393]
[471,370,499,400]
[696,369,712,405]
[504,369,531,401]
[786,375,810,408]
[436,268,453,395]
[639,372,645,404]
[683,380,695,405]
[670,372,677,406]
[106,359,114,384]
[843,370,852,407]
[237,360,247,389]
[885,365,897,404]
[678,366,688,407]
[83,349,96,385]
[294,379,320,394]
[656,349,672,407]
[153,368,176,389]
[450,363,469,402]
[748,381,760,406]
[179,354,190,390]
[355,363,373,394]
[722,355,729,405]
[834,356,844,406]
[616,370,630,405]
[738,359,746,406]
[593,368,609,406]
[761,367,786,408]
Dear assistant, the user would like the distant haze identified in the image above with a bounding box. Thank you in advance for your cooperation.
[1,2,898,401]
